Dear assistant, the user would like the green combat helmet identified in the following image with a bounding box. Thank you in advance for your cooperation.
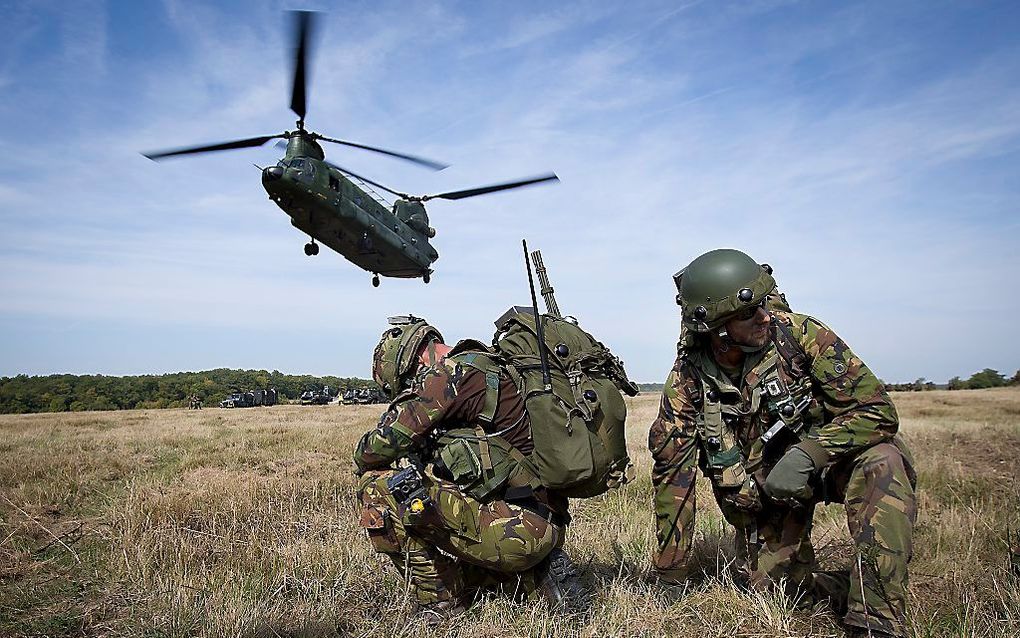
[372,316,444,400]
[674,248,777,333]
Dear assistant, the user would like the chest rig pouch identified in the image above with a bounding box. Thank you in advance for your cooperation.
[757,320,818,455]
[432,344,540,502]
[697,382,747,489]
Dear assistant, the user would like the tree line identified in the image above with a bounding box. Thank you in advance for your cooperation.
[2,367,1017,414]
[0,369,377,414]
[883,368,1020,392]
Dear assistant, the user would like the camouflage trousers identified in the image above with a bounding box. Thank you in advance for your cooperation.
[726,442,917,637]
[357,469,565,605]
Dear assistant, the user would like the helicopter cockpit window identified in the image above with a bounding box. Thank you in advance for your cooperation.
[288,158,315,183]
[329,174,340,192]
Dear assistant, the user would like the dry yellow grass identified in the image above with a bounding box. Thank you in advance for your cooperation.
[2,389,1019,637]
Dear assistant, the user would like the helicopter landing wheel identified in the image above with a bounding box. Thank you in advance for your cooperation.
[304,241,319,256]
[422,272,431,284]
[372,274,380,287]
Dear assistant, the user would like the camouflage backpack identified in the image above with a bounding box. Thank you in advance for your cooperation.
[493,308,639,498]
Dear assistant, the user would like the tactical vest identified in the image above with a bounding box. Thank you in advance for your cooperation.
[692,318,820,491]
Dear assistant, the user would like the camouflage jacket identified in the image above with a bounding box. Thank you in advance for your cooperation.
[354,345,534,475]
[648,310,898,576]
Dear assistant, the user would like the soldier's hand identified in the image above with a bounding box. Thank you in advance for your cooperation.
[763,445,818,502]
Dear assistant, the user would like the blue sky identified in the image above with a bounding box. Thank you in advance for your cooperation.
[1,0,1019,384]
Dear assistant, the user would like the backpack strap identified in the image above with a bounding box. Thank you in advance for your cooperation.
[770,314,809,377]
[447,340,504,425]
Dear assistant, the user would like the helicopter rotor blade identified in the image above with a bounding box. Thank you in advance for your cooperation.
[422,173,560,201]
[142,135,284,160]
[289,10,317,125]
[316,135,448,171]
[323,161,411,200]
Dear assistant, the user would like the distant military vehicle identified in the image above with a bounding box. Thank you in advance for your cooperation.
[220,392,254,408]
[220,388,278,408]
[342,387,385,405]
[299,386,333,405]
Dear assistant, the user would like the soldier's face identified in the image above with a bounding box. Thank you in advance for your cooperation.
[725,306,771,348]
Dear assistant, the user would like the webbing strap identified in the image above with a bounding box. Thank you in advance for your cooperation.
[476,425,493,472]
[772,317,808,375]
[449,350,502,423]
[480,370,500,423]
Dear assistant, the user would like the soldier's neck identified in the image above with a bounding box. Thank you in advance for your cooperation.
[419,342,452,367]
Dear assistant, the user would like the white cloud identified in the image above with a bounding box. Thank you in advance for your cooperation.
[2,1,1019,382]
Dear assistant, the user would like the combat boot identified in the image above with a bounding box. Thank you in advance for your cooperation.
[536,548,590,613]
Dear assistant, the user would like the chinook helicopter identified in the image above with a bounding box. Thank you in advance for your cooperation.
[143,11,558,287]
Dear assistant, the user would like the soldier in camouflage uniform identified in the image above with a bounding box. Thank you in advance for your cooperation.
[650,249,917,638]
[354,316,584,615]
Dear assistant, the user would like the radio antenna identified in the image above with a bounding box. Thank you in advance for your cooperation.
[523,239,552,391]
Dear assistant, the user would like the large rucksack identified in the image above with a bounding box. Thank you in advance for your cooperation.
[432,309,638,501]
[492,309,639,498]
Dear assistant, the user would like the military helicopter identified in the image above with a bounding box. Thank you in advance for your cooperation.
[143,11,558,287]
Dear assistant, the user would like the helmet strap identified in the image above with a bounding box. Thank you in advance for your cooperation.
[716,326,768,355]
[714,328,732,354]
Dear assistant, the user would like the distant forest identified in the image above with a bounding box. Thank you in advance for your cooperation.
[883,368,1020,392]
[637,369,1020,395]
[0,369,376,414]
[636,383,664,393]
[1,368,1017,415]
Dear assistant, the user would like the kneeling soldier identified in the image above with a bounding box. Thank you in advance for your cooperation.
[355,316,584,616]
[650,249,917,638]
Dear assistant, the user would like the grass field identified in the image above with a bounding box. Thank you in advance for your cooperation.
[2,388,1019,637]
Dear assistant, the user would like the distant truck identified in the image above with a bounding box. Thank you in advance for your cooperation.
[342,388,385,405]
[220,388,278,408]
[299,386,334,405]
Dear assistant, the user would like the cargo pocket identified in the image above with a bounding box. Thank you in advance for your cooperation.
[359,505,401,554]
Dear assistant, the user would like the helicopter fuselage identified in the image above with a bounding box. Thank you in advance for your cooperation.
[261,138,438,280]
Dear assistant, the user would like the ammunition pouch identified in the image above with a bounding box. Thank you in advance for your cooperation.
[434,428,539,502]
[700,391,747,489]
